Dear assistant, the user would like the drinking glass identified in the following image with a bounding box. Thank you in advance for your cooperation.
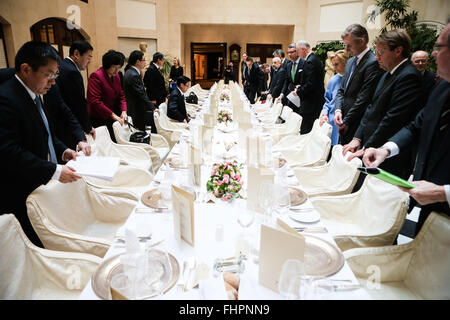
[278,259,305,300]
[274,184,290,217]
[144,242,173,299]
[257,181,275,224]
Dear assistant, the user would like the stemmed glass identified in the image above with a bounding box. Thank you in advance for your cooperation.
[257,181,275,225]
[274,184,290,218]
[278,259,305,300]
[144,241,173,299]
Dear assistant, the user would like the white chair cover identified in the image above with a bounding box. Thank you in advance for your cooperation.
[279,106,293,121]
[269,112,303,143]
[0,214,101,299]
[87,126,152,172]
[153,111,185,149]
[257,102,283,124]
[83,165,153,197]
[344,212,450,299]
[310,176,409,251]
[26,179,138,257]
[112,121,169,173]
[293,144,362,197]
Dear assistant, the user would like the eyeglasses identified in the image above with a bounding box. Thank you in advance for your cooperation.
[413,59,427,64]
[433,43,448,54]
[44,72,59,80]
[375,49,385,56]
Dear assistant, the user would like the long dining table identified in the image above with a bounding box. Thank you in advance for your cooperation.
[79,82,370,300]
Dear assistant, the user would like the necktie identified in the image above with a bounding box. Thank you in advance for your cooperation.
[291,62,297,83]
[438,93,450,132]
[35,96,57,164]
[345,57,358,88]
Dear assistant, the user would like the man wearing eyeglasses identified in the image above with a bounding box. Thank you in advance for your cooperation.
[359,23,450,236]
[411,50,437,103]
[0,41,81,247]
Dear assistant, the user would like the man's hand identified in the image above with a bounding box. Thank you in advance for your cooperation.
[90,127,96,140]
[342,138,361,156]
[334,110,343,127]
[62,149,78,162]
[347,148,365,162]
[291,90,298,97]
[151,100,157,105]
[183,119,187,123]
[155,109,161,115]
[267,94,272,101]
[59,165,81,183]
[363,147,389,168]
[275,96,282,104]
[77,141,92,156]
[399,181,447,206]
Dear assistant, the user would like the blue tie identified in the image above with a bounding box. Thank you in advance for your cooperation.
[346,57,358,88]
[34,96,58,164]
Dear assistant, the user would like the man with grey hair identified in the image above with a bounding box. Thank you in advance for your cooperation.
[411,50,436,102]
[267,57,287,100]
[334,23,382,145]
[293,40,325,133]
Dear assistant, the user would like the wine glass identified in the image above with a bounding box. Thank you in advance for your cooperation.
[144,241,173,299]
[257,181,275,224]
[274,184,290,218]
[278,259,305,300]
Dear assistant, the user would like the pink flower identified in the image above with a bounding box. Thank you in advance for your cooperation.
[211,169,216,176]
[217,180,223,186]
[223,174,230,183]
[235,174,241,182]
[230,171,235,178]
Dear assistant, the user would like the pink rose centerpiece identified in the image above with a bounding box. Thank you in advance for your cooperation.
[206,161,243,201]
[219,91,231,103]
[217,110,232,124]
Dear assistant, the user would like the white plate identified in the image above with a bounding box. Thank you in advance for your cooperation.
[289,210,320,224]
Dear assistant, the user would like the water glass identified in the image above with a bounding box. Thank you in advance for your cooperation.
[278,259,305,299]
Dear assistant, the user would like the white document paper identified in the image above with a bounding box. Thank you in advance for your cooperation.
[287,92,301,107]
[66,156,120,181]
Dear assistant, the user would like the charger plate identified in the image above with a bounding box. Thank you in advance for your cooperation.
[91,251,180,300]
[141,189,168,210]
[303,235,344,277]
[289,187,308,206]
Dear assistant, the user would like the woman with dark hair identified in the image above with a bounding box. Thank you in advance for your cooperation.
[87,49,128,142]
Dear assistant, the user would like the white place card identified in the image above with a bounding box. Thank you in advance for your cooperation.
[172,185,195,246]
[246,166,274,213]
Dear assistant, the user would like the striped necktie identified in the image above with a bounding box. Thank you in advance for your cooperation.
[34,96,58,164]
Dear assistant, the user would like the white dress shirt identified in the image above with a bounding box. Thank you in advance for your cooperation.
[15,75,64,180]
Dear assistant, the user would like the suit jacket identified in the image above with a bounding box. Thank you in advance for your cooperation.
[390,80,450,217]
[144,63,167,106]
[167,88,188,122]
[123,67,155,131]
[56,58,92,133]
[245,63,261,90]
[0,68,85,151]
[296,53,325,117]
[87,68,127,120]
[422,70,436,104]
[269,66,287,99]
[259,70,269,92]
[241,61,248,84]
[0,77,67,212]
[282,58,304,96]
[335,50,382,144]
[169,66,184,80]
[355,61,423,178]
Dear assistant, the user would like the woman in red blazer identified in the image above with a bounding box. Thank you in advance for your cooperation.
[87,50,128,142]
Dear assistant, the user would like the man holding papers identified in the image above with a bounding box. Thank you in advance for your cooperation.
[360,23,450,236]
[0,41,81,246]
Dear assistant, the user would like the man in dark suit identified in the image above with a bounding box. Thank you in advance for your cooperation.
[278,43,303,107]
[345,29,423,179]
[411,50,437,103]
[56,40,95,146]
[267,57,287,100]
[144,52,167,107]
[334,24,383,144]
[241,52,248,87]
[167,76,191,123]
[258,63,270,99]
[294,40,325,134]
[0,68,90,156]
[123,50,158,133]
[362,23,450,236]
[244,56,262,104]
[0,41,81,246]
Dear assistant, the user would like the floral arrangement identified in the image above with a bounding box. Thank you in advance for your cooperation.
[220,91,231,103]
[217,110,232,124]
[206,161,243,201]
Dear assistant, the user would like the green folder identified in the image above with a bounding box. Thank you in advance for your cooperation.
[357,167,416,189]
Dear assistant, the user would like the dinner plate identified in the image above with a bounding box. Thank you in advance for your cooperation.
[289,210,320,224]
[289,187,308,206]
[91,251,180,300]
[302,235,345,277]
[141,189,168,210]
